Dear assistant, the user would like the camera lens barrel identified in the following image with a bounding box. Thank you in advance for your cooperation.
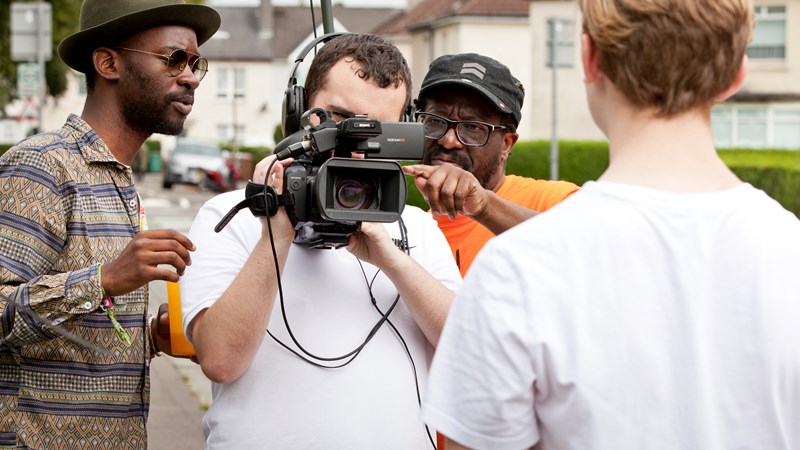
[334,176,378,210]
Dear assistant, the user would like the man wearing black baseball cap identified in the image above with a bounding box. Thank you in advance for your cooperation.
[404,53,579,276]
[0,0,219,447]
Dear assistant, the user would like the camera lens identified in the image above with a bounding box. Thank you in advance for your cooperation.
[334,176,377,210]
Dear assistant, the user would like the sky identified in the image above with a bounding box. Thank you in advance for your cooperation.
[209,0,408,7]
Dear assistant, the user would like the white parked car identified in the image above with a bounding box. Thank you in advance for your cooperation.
[163,140,230,189]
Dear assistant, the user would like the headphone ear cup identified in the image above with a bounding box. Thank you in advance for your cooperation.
[401,104,414,123]
[282,84,306,136]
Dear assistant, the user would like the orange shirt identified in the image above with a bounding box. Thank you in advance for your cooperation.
[435,175,579,276]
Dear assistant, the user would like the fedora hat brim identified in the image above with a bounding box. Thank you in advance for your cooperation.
[58,3,221,73]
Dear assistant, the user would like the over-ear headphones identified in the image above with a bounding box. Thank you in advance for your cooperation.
[282,32,348,137]
[402,104,414,123]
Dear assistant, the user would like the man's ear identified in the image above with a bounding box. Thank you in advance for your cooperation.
[501,131,519,161]
[581,33,603,84]
[92,47,121,82]
[717,55,748,101]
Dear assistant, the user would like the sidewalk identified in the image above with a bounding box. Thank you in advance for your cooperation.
[149,357,206,449]
[148,280,211,449]
[139,173,216,449]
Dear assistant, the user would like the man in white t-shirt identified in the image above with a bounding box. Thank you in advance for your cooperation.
[422,1,800,449]
[180,33,461,449]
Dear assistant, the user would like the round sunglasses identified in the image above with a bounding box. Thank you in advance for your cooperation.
[116,47,209,81]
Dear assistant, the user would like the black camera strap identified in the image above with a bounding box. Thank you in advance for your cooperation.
[214,182,295,233]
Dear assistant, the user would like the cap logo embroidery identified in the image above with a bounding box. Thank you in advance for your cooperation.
[460,62,486,79]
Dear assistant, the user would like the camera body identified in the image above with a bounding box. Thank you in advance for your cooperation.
[274,108,423,248]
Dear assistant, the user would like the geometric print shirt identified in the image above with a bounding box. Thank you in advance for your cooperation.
[0,114,154,449]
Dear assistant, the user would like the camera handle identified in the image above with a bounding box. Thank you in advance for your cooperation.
[214,182,295,233]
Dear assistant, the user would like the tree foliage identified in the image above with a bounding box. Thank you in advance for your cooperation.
[1,0,82,117]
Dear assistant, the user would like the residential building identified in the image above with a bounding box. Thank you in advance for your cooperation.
[195,2,403,149]
[527,0,800,148]
[713,2,800,149]
[5,0,798,151]
[4,1,403,152]
[378,0,535,136]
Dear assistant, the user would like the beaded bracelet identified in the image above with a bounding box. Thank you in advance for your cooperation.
[97,263,131,346]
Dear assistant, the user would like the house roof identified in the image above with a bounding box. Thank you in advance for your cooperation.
[201,7,272,60]
[201,5,403,61]
[375,0,529,35]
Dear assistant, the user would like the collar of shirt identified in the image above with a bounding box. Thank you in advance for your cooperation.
[64,114,121,165]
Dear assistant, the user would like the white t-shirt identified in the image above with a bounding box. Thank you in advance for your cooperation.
[181,188,461,449]
[422,181,800,450]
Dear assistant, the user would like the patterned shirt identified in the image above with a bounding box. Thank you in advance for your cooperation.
[0,115,154,449]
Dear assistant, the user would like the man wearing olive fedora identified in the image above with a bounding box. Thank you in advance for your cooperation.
[0,0,219,447]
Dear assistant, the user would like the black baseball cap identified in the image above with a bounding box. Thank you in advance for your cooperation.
[418,53,525,126]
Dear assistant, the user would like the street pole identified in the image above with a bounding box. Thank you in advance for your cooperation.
[231,61,239,184]
[320,0,335,34]
[36,1,47,133]
[548,18,560,181]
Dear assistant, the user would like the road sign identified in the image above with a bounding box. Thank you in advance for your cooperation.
[17,63,40,98]
[11,2,52,62]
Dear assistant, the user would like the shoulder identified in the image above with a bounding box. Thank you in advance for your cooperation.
[737,184,800,240]
[399,204,430,221]
[500,175,580,210]
[2,131,74,165]
[203,188,250,212]
[398,204,444,236]
[506,174,579,191]
[0,130,82,189]
[194,189,258,232]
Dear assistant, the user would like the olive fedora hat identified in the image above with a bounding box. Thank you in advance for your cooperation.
[58,0,221,73]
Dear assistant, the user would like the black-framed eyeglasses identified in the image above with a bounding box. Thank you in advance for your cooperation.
[116,47,208,82]
[415,111,508,147]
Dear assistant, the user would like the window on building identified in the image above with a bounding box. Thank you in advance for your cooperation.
[546,18,575,68]
[712,104,800,149]
[216,67,246,100]
[737,108,768,148]
[711,109,734,148]
[773,110,800,149]
[747,6,786,60]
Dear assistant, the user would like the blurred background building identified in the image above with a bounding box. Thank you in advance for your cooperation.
[3,0,799,152]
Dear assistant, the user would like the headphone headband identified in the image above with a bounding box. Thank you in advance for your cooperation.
[287,32,349,87]
[282,32,349,136]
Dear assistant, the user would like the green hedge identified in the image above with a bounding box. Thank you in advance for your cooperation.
[718,149,800,217]
[3,136,798,217]
[406,141,800,218]
[405,140,609,210]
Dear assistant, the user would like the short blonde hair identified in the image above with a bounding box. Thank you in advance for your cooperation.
[578,0,754,117]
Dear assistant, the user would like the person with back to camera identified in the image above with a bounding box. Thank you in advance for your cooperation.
[0,0,220,447]
[421,0,800,449]
[403,54,579,276]
[179,33,461,449]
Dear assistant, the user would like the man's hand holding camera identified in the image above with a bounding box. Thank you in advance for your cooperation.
[252,155,296,244]
[346,222,404,271]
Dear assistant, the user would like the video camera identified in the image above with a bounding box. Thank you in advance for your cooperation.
[218,108,423,249]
